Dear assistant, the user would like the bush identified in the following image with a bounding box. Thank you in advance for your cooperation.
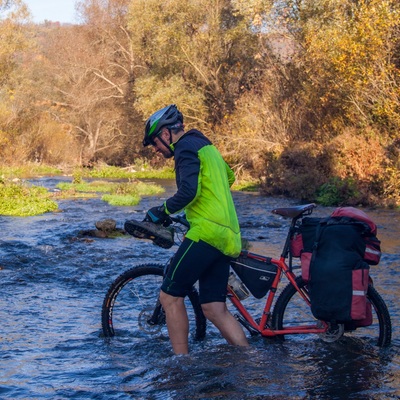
[260,143,333,201]
[316,177,360,206]
[258,130,399,207]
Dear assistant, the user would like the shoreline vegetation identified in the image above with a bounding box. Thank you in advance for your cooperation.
[1,162,398,217]
[0,163,260,217]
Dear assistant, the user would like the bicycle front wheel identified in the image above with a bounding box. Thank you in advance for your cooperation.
[101,264,206,341]
[272,276,391,347]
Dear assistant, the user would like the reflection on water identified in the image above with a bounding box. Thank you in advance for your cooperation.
[0,178,399,399]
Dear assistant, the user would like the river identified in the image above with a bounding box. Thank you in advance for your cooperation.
[0,177,399,399]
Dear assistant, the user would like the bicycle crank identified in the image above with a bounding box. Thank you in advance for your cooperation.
[236,314,260,336]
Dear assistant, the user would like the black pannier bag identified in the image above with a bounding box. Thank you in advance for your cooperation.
[309,217,371,323]
[289,207,378,325]
[308,218,369,323]
[230,251,277,299]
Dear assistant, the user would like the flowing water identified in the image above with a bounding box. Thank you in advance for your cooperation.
[1,177,399,400]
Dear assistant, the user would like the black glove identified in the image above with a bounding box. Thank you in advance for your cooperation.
[145,205,168,225]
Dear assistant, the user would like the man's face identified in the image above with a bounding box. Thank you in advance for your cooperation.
[152,130,173,159]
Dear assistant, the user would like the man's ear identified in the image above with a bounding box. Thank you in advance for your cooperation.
[159,128,168,139]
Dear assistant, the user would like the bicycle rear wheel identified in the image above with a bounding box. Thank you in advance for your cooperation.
[271,276,391,347]
[101,264,206,341]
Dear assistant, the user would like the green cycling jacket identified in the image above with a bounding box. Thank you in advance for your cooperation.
[164,129,241,257]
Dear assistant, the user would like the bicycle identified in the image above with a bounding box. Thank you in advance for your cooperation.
[101,203,392,347]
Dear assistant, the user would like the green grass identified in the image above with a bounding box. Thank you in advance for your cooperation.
[76,165,136,179]
[0,180,58,216]
[132,167,175,179]
[0,163,175,181]
[232,180,261,192]
[101,194,141,206]
[56,178,164,205]
[0,164,63,179]
[0,163,168,216]
[0,176,165,216]
[74,164,176,180]
[57,180,117,193]
[316,177,359,206]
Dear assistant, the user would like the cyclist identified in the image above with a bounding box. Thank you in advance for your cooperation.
[142,104,249,354]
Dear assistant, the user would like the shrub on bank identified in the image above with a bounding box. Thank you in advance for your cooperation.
[259,133,399,207]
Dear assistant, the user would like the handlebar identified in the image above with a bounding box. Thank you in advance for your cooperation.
[169,214,190,228]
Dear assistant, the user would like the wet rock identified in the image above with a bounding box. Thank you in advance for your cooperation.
[266,221,282,228]
[76,218,126,239]
[78,229,108,238]
[95,219,117,232]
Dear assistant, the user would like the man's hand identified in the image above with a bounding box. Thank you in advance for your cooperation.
[145,205,168,224]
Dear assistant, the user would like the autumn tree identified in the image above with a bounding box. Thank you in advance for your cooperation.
[28,0,145,166]
[256,0,400,205]
[0,0,35,163]
[128,0,267,134]
[0,0,30,84]
[271,0,400,139]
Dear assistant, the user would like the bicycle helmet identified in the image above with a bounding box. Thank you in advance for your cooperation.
[143,104,183,147]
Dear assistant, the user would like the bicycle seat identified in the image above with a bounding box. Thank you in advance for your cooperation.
[271,203,316,219]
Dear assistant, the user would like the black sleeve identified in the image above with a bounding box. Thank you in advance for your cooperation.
[165,148,200,214]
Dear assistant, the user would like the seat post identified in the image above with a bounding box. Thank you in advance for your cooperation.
[280,216,299,260]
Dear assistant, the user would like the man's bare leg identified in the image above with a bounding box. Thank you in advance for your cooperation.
[159,290,189,354]
[201,302,249,347]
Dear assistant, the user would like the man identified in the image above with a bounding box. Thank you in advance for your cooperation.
[143,104,248,354]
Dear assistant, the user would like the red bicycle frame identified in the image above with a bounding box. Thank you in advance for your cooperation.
[227,203,330,337]
[227,255,328,336]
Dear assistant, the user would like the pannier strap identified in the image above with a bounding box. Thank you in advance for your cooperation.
[272,203,316,219]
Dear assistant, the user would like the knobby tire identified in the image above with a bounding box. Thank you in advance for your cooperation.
[271,276,391,347]
[101,264,206,341]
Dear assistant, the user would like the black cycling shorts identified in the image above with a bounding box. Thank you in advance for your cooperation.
[161,238,230,304]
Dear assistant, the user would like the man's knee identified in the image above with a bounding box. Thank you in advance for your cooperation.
[160,290,183,310]
[201,302,226,321]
